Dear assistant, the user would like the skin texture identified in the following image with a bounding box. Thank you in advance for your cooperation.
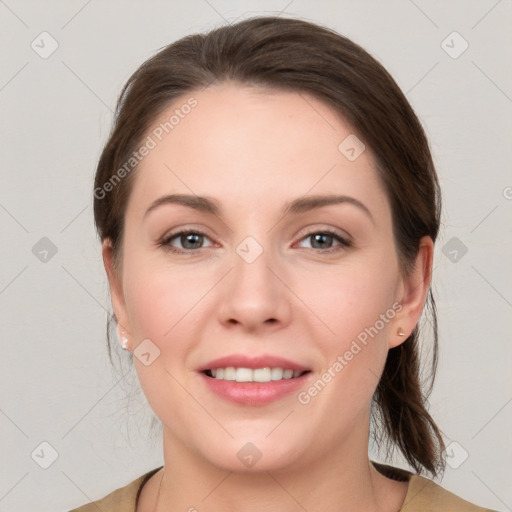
[102,83,433,512]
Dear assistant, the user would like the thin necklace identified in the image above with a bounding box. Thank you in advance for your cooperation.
[153,468,164,512]
[151,465,391,512]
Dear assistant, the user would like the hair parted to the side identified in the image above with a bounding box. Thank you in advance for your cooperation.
[93,16,445,477]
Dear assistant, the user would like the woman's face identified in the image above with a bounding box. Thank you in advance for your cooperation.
[104,83,429,472]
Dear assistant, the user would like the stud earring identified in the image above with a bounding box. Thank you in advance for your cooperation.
[117,326,130,351]
[397,327,406,337]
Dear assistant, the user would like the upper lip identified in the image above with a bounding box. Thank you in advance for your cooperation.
[197,354,311,373]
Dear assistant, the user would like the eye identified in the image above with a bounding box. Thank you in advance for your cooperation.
[296,230,352,253]
[158,228,352,254]
[159,230,214,253]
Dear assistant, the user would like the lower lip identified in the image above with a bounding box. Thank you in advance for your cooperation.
[199,372,311,406]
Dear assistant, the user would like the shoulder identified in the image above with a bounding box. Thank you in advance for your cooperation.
[402,473,500,512]
[370,461,498,512]
[68,466,163,512]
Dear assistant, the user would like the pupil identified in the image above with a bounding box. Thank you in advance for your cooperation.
[183,233,202,249]
[312,233,332,249]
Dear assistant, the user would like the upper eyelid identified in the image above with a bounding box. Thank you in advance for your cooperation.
[162,226,351,247]
[295,224,352,242]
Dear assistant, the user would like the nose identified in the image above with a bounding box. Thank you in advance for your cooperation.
[217,241,292,333]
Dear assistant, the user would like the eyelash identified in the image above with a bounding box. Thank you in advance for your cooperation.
[158,228,352,255]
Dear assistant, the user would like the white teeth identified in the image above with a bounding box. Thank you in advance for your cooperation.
[253,368,272,382]
[283,369,293,379]
[224,367,236,380]
[209,367,304,382]
[235,368,253,382]
[271,368,284,380]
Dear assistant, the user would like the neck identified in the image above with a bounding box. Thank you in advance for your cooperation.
[150,421,408,512]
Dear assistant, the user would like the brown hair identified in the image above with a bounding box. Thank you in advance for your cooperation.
[94,16,445,477]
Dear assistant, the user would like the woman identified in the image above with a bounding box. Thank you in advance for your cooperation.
[71,15,498,512]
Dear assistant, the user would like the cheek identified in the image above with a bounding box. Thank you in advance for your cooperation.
[124,278,171,341]
[302,261,396,344]
[298,256,397,401]
[123,259,200,427]
[122,249,195,341]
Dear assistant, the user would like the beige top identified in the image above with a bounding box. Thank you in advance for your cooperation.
[69,462,499,511]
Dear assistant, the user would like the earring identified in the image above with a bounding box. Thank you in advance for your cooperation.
[117,326,130,351]
[397,327,406,337]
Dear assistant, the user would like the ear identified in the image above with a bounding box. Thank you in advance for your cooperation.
[389,235,434,349]
[102,238,132,341]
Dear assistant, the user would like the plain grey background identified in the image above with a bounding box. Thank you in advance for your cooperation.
[0,1,511,511]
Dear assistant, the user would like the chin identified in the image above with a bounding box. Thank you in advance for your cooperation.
[196,434,308,474]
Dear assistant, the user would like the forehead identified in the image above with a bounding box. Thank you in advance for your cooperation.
[125,82,389,221]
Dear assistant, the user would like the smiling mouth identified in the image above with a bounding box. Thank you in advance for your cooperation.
[203,367,311,383]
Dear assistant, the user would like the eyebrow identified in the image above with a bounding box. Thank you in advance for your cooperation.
[143,193,374,224]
